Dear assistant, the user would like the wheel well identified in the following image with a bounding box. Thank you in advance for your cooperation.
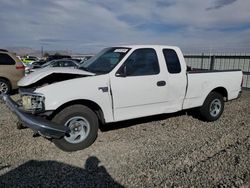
[50,99,105,124]
[0,77,12,90]
[0,77,11,84]
[211,87,228,101]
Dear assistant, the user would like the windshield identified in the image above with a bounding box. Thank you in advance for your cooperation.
[79,47,131,74]
[79,56,93,64]
[41,60,56,68]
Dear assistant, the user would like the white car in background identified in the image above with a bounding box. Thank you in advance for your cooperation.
[27,59,80,74]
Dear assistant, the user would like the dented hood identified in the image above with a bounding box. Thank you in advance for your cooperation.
[18,67,95,87]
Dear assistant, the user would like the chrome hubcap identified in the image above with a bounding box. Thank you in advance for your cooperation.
[64,116,90,144]
[210,99,221,117]
[0,82,8,94]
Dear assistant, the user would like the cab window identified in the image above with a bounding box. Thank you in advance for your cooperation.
[122,48,160,76]
[163,49,181,74]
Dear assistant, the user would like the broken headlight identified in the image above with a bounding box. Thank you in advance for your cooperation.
[21,93,45,113]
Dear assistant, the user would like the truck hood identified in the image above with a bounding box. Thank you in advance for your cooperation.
[18,67,95,87]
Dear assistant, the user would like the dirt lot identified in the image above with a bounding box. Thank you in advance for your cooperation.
[0,91,249,187]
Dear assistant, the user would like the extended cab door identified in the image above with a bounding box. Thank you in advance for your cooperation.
[160,48,187,112]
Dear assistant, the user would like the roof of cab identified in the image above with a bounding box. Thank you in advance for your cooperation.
[117,45,179,49]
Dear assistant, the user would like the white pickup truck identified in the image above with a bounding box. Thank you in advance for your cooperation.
[1,45,242,151]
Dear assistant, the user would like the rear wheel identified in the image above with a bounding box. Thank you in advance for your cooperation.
[199,92,224,122]
[52,105,98,152]
[0,78,11,94]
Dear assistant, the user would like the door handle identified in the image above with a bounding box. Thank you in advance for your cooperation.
[157,81,166,86]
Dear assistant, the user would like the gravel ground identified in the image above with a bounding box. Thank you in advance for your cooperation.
[0,91,249,187]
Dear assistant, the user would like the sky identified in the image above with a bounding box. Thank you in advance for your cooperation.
[1,0,250,53]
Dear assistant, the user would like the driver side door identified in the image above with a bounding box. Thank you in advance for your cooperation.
[110,48,168,121]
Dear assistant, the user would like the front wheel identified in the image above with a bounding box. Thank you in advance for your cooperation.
[199,92,224,122]
[52,105,99,152]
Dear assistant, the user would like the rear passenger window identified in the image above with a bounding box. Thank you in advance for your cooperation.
[0,53,15,65]
[163,49,181,74]
[123,48,160,76]
[63,61,75,67]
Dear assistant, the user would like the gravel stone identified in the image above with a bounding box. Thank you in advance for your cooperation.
[0,91,249,187]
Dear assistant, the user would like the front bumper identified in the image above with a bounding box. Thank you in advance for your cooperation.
[0,94,70,139]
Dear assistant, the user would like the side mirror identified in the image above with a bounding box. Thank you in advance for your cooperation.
[116,65,127,77]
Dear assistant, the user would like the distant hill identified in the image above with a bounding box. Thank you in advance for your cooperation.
[5,47,71,57]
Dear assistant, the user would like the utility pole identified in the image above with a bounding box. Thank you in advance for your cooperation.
[41,46,44,57]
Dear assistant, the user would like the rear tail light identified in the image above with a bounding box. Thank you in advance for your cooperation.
[16,62,25,70]
[16,65,25,70]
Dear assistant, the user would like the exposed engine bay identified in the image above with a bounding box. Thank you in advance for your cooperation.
[20,73,88,89]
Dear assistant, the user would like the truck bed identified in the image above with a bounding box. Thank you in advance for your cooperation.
[182,69,242,110]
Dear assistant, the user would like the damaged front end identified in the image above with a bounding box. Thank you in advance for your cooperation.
[0,68,95,139]
[0,94,70,139]
[19,88,45,114]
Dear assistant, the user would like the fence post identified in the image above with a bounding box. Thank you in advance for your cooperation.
[210,55,215,70]
[201,53,204,69]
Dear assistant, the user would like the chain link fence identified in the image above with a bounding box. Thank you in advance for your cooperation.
[184,53,250,89]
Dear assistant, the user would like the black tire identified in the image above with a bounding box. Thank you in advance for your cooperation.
[199,92,224,122]
[52,105,98,152]
[0,78,11,94]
